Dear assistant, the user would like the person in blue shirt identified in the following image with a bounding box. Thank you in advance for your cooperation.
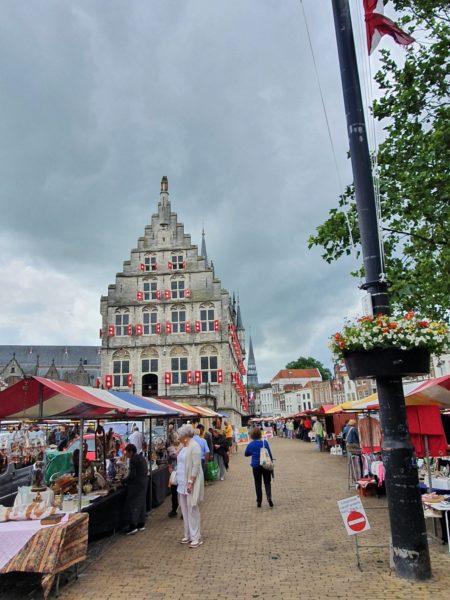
[245,428,274,508]
[193,428,210,475]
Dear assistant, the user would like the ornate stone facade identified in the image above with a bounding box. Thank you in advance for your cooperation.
[100,177,247,422]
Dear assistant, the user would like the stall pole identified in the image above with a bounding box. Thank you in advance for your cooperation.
[332,0,431,580]
[38,383,44,421]
[77,418,84,513]
[423,435,433,493]
[149,418,153,513]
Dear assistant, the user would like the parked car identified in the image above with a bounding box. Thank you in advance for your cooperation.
[66,433,124,461]
[0,460,33,507]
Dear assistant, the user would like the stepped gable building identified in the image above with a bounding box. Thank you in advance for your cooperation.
[100,177,247,422]
[0,345,101,389]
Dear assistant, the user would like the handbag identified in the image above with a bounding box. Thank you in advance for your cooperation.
[206,460,219,481]
[169,469,177,486]
[259,439,274,471]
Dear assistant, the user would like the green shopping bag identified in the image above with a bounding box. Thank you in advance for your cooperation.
[206,460,219,481]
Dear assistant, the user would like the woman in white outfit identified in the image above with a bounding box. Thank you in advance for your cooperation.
[176,424,205,548]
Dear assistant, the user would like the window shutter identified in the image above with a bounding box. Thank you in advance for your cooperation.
[127,324,133,336]
[135,324,143,335]
[108,325,115,337]
[164,289,171,300]
[182,260,186,268]
[184,288,191,298]
[140,263,145,271]
[194,370,201,384]
[155,323,161,334]
[137,291,143,301]
[187,371,193,384]
[185,322,191,333]
[195,321,201,333]
[217,369,223,384]
[105,375,113,389]
[168,261,173,270]
[214,319,220,331]
[164,372,172,385]
[166,322,172,334]
[127,374,133,387]
[156,290,162,300]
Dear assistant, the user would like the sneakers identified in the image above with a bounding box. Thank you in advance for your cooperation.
[180,537,191,544]
[138,526,146,531]
[220,477,224,481]
[126,528,138,536]
[189,540,203,548]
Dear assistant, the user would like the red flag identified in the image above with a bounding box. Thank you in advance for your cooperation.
[364,0,414,55]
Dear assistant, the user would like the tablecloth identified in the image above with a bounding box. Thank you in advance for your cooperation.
[0,512,88,599]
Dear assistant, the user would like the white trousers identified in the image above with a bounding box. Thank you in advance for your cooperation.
[178,493,201,543]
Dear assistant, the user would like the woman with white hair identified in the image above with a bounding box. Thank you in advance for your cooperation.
[176,424,204,548]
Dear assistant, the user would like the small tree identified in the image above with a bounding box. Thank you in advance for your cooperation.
[285,357,332,381]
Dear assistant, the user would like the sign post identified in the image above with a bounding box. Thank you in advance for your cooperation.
[338,496,371,569]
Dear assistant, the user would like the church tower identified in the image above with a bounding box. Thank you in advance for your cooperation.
[100,178,247,422]
[246,336,259,387]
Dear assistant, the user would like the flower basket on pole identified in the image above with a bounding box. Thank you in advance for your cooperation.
[344,347,430,379]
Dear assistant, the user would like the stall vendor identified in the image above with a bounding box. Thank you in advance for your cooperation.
[123,443,148,535]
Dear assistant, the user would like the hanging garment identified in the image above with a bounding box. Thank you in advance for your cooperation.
[406,406,448,459]
[358,417,382,454]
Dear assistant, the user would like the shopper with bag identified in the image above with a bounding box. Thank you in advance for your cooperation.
[245,428,274,508]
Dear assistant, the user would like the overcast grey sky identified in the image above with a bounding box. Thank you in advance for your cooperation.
[0,1,395,382]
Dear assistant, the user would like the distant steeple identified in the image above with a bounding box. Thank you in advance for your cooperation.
[158,176,170,225]
[236,301,244,331]
[246,336,259,386]
[201,228,208,266]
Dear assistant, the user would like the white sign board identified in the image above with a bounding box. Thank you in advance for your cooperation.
[337,496,370,536]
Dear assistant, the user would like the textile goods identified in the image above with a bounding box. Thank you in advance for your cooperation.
[406,406,448,458]
[0,512,88,599]
[358,417,382,454]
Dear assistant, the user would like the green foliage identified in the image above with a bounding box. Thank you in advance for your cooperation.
[285,356,332,381]
[308,1,450,322]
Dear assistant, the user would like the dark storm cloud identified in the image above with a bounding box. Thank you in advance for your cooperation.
[0,0,372,380]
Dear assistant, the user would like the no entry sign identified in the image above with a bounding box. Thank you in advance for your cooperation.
[337,496,370,536]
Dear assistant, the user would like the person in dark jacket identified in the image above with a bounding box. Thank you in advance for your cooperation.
[212,429,229,481]
[123,443,148,535]
[245,428,274,508]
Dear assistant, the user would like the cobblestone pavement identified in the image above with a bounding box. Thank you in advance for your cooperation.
[3,438,450,599]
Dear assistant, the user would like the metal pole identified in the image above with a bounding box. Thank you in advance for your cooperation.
[331,0,431,580]
[77,418,84,512]
[424,434,433,493]
[149,418,153,513]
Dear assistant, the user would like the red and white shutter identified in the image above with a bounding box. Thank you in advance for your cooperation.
[136,291,143,301]
[164,289,171,300]
[140,263,145,271]
[214,319,220,331]
[168,261,173,270]
[166,322,172,334]
[195,321,201,333]
[187,371,193,384]
[184,288,191,298]
[156,290,162,300]
[194,370,201,384]
[135,324,143,336]
[185,322,191,333]
[182,260,186,268]
[217,369,223,384]
[155,323,161,334]
[164,372,172,385]
[127,374,133,387]
[127,324,133,336]
[108,325,115,337]
[105,375,113,389]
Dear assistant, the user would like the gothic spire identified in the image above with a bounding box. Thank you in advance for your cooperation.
[246,335,259,386]
[236,300,244,331]
[201,228,208,266]
[158,176,170,225]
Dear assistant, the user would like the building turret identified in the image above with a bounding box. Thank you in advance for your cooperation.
[158,176,170,225]
[246,336,259,386]
[201,228,208,267]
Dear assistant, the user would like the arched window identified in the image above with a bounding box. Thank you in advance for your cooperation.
[170,276,185,300]
[199,344,219,383]
[171,303,186,333]
[141,348,158,373]
[142,307,159,335]
[115,309,130,336]
[144,253,158,272]
[170,346,189,384]
[200,303,215,332]
[112,350,130,387]
[143,276,158,301]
